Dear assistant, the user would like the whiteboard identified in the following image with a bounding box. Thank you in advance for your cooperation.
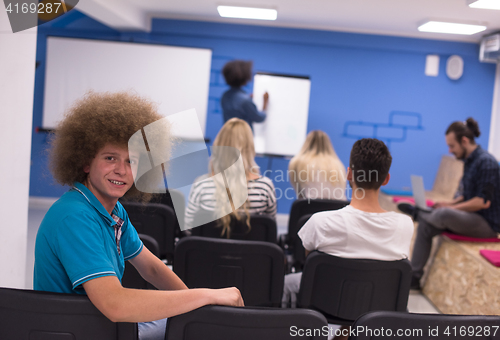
[252,73,310,157]
[43,37,212,139]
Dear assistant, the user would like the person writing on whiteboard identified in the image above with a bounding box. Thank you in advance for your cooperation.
[34,92,244,340]
[221,60,269,129]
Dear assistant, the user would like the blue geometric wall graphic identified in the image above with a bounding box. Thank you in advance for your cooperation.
[342,111,424,149]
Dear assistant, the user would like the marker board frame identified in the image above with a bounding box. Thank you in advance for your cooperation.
[252,72,311,157]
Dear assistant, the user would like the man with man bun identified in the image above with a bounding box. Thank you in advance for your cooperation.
[407,118,500,289]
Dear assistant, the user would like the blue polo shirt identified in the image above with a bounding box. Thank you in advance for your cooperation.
[34,182,143,294]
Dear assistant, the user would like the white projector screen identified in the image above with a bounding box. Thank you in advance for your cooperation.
[43,37,212,139]
[252,73,311,157]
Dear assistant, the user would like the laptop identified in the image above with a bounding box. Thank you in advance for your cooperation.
[410,175,433,212]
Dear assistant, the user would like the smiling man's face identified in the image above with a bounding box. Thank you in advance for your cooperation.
[83,144,138,213]
[445,132,467,160]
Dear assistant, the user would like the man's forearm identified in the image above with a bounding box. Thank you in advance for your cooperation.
[451,196,489,212]
[434,196,463,208]
[85,278,217,322]
[83,276,243,323]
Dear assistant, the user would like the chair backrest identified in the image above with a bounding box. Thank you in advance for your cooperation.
[191,214,277,243]
[298,252,411,324]
[157,189,186,232]
[0,287,137,340]
[288,199,349,246]
[166,305,328,340]
[350,311,500,340]
[122,234,160,290]
[174,236,285,307]
[121,201,177,261]
[292,213,313,268]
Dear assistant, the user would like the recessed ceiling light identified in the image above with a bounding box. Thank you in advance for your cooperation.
[468,0,500,10]
[418,21,487,35]
[217,6,277,20]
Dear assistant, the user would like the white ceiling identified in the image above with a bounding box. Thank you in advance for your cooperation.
[78,0,500,43]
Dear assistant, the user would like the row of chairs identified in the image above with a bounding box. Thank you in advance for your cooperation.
[2,287,499,340]
[122,201,279,260]
[6,195,493,338]
[124,235,412,321]
[122,192,350,267]
[122,236,285,306]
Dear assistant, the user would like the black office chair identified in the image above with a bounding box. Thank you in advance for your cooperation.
[281,199,349,272]
[283,199,349,252]
[166,305,328,340]
[350,311,500,340]
[292,214,313,271]
[298,251,411,325]
[121,201,177,263]
[0,287,137,340]
[157,189,186,233]
[174,237,285,307]
[122,234,160,290]
[191,214,277,243]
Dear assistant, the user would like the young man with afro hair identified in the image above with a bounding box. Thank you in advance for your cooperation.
[34,92,243,340]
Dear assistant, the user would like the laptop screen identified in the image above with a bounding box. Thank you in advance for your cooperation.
[411,175,431,211]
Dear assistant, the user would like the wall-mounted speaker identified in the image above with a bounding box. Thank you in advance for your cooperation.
[446,55,464,80]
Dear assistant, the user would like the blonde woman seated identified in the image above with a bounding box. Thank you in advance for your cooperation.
[289,130,346,200]
[185,118,277,236]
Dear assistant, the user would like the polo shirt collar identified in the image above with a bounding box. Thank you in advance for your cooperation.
[72,182,118,226]
[465,145,482,165]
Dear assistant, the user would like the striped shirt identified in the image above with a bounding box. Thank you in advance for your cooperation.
[185,175,277,230]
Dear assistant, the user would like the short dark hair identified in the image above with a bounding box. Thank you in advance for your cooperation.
[222,60,253,87]
[446,117,480,144]
[349,138,392,190]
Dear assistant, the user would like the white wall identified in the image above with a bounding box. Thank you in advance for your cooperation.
[0,7,37,288]
[488,63,500,161]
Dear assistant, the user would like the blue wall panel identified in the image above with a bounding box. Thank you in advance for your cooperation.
[30,12,496,215]
[30,14,120,197]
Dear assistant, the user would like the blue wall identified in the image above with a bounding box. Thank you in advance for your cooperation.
[30,11,497,214]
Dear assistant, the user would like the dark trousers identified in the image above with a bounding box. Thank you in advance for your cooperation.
[411,208,497,279]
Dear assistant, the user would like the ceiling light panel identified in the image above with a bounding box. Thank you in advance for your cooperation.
[418,21,487,35]
[217,6,277,20]
[468,0,500,10]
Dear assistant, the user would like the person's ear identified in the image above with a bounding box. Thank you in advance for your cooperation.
[346,167,353,181]
[381,173,390,186]
[83,164,90,174]
[461,136,470,147]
